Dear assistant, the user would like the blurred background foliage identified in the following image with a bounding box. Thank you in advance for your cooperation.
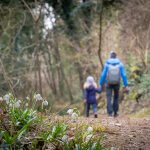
[0,0,150,114]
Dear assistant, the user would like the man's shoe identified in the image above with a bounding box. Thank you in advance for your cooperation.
[114,113,119,117]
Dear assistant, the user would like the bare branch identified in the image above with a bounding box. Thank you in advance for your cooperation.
[21,0,36,21]
[12,12,27,49]
[0,58,15,95]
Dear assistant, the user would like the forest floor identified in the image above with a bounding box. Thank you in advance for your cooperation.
[1,110,150,149]
[55,99,150,149]
[78,115,150,150]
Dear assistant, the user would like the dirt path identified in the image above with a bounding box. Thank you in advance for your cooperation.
[79,115,150,150]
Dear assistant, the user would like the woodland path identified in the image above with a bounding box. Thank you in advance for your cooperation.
[79,115,150,150]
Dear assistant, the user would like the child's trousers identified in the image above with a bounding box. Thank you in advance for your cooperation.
[86,103,97,117]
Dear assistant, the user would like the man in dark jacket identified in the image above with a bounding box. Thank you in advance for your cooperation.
[99,51,128,117]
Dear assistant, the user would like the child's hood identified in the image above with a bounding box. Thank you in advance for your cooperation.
[83,82,97,89]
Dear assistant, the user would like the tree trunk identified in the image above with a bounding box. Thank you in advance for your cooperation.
[98,0,104,70]
[74,61,84,91]
[34,20,42,95]
[55,43,74,102]
[53,31,74,102]
[37,53,43,95]
[43,51,57,96]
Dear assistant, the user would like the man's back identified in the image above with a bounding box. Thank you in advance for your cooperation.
[99,51,128,117]
[100,58,128,87]
[106,58,121,85]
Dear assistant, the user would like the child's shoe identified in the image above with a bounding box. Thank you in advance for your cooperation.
[94,114,98,118]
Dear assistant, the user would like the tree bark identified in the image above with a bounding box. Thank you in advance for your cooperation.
[54,42,74,102]
[43,51,57,96]
[98,0,104,70]
[74,61,84,91]
[34,20,43,95]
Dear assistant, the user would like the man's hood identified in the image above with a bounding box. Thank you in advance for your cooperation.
[106,58,121,65]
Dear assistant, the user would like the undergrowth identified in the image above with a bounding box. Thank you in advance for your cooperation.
[0,93,107,150]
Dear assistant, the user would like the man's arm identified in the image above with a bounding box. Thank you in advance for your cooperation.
[99,63,108,86]
[120,63,128,87]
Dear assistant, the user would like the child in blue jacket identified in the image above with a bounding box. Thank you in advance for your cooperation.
[83,76,101,118]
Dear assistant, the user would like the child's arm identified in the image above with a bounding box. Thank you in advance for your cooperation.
[95,87,102,93]
[83,89,87,103]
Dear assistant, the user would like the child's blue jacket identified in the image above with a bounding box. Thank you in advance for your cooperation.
[99,58,128,87]
[84,85,101,104]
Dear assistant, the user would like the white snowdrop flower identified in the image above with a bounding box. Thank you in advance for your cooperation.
[25,103,29,107]
[3,94,10,103]
[6,100,9,104]
[85,134,93,143]
[14,101,20,108]
[87,126,93,133]
[5,98,10,104]
[8,93,12,96]
[72,112,78,118]
[0,97,3,102]
[16,122,20,126]
[62,135,68,143]
[71,112,78,121]
[34,94,43,101]
[26,96,30,100]
[9,103,13,108]
[110,147,115,150]
[67,109,73,115]
[42,100,48,106]
[18,100,21,103]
